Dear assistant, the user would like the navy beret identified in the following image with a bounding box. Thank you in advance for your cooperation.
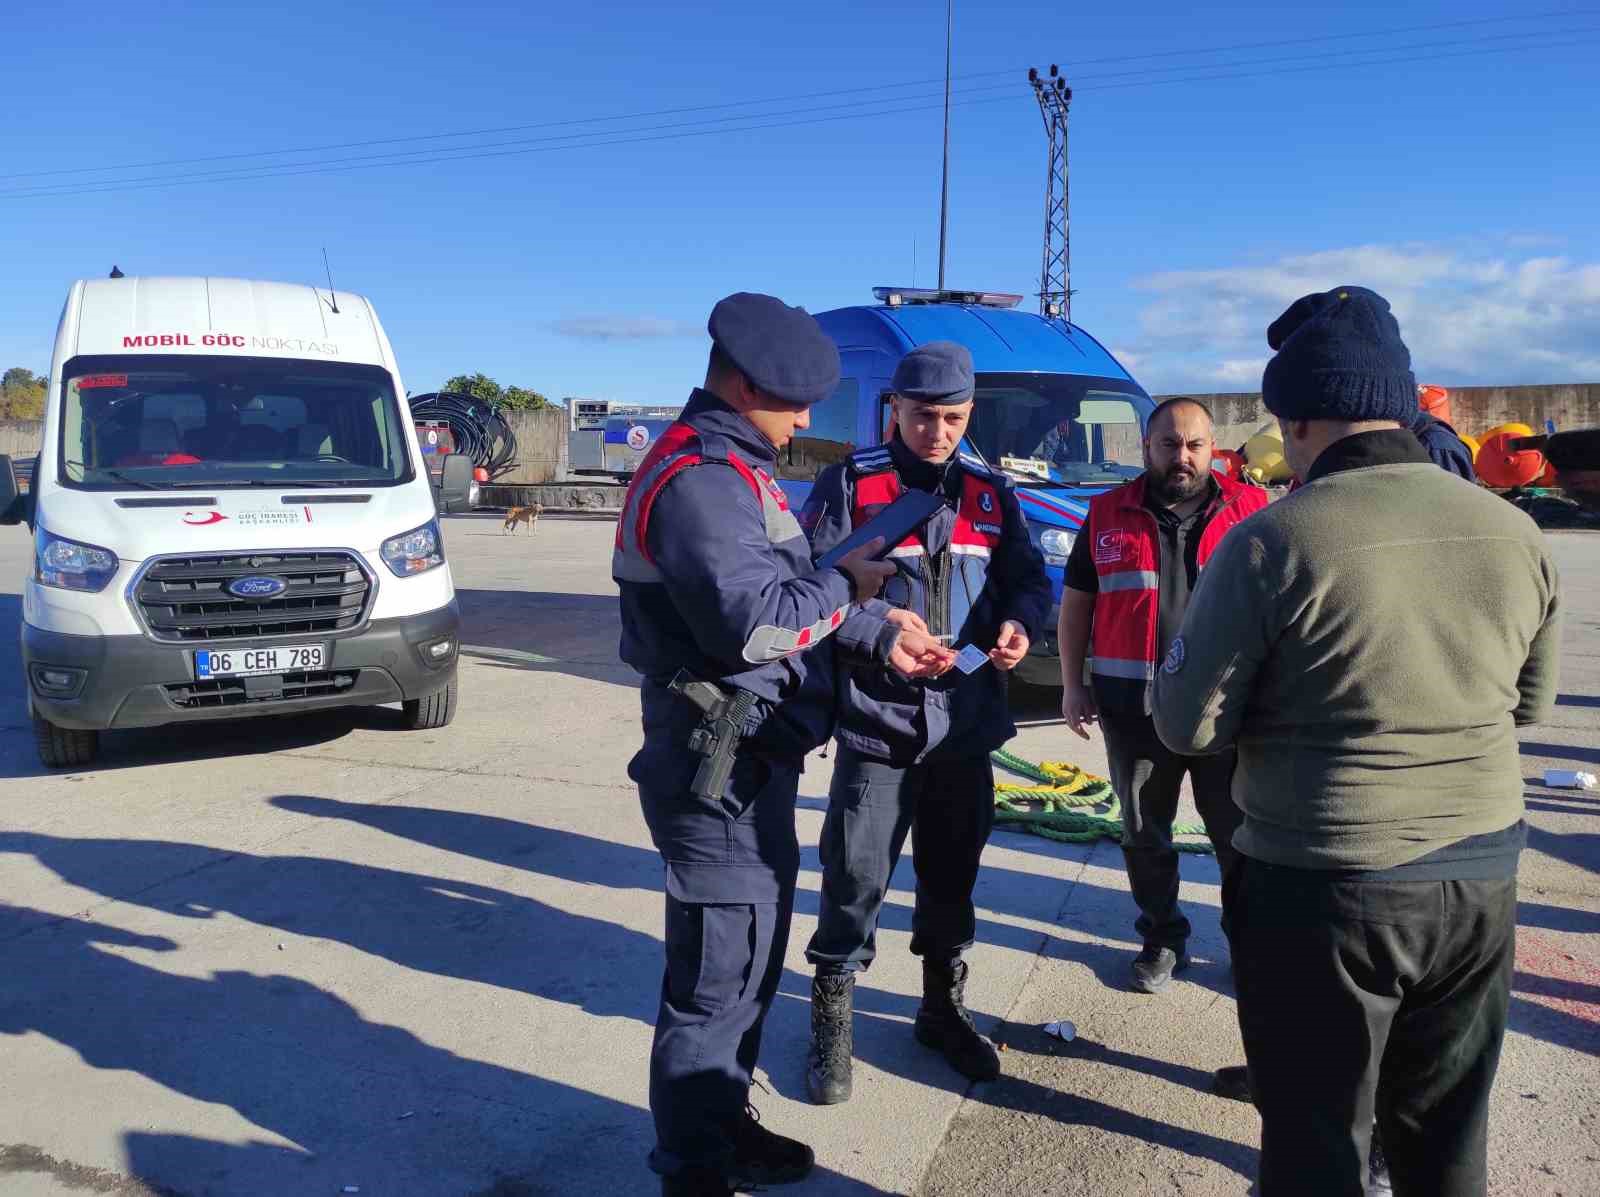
[707,292,840,407]
[891,340,974,405]
[1262,285,1418,424]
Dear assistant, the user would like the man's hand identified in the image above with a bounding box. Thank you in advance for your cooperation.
[837,538,895,602]
[889,627,957,679]
[1062,681,1099,740]
[989,621,1029,671]
[883,607,929,634]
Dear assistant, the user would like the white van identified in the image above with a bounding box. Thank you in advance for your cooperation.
[0,276,472,768]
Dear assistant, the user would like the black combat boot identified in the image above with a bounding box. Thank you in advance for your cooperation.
[913,957,1001,1082]
[729,1104,814,1187]
[807,972,855,1105]
[660,1165,736,1196]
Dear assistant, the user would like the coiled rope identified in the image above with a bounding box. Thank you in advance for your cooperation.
[990,748,1215,852]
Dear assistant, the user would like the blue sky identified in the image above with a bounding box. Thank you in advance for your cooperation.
[2,1,1597,404]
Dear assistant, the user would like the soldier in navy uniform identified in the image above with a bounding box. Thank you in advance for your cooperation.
[614,293,943,1197]
[798,341,1052,1104]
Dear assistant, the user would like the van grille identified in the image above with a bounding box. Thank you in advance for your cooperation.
[164,669,360,708]
[134,551,372,642]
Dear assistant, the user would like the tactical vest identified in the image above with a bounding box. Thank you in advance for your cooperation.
[845,447,1003,637]
[613,420,847,662]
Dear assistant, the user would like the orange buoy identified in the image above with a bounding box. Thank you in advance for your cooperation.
[1475,433,1546,488]
[1417,384,1453,426]
[1483,421,1535,443]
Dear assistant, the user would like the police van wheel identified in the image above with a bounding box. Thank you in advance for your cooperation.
[34,714,99,769]
[402,680,457,730]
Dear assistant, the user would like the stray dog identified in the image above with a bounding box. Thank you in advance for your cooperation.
[502,503,544,534]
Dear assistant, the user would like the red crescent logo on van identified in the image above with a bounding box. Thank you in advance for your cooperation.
[183,511,228,525]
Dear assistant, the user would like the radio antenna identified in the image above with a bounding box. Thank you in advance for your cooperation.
[321,247,341,313]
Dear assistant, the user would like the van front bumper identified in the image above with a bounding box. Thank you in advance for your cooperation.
[22,601,460,731]
[1012,604,1063,688]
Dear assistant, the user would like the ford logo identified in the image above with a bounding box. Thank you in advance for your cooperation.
[228,575,288,599]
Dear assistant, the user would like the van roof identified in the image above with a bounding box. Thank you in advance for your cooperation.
[814,302,1139,384]
[70,276,389,367]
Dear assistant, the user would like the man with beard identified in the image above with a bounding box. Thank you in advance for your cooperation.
[1058,397,1269,992]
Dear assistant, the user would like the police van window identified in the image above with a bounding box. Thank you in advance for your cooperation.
[966,373,1149,487]
[781,378,858,481]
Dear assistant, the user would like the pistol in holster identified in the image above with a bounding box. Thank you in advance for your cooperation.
[668,670,759,801]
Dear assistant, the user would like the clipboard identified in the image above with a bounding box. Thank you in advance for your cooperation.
[815,488,946,571]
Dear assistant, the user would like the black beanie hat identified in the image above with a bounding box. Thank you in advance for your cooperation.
[1261,286,1419,424]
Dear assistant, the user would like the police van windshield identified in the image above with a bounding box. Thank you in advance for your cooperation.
[58,355,413,490]
[965,372,1149,487]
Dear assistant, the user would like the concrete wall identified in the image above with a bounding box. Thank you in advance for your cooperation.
[1162,383,1600,449]
[0,419,41,459]
[498,406,566,484]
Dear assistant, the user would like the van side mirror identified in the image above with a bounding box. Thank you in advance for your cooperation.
[437,452,475,515]
[0,455,26,526]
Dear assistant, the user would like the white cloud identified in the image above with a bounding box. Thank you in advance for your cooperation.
[1120,241,1600,393]
[1213,358,1269,385]
[551,315,702,341]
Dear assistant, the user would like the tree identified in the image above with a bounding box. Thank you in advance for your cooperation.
[501,386,549,411]
[441,373,548,411]
[0,367,46,421]
[443,373,503,404]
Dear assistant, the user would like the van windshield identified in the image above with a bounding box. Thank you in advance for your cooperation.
[57,354,412,490]
[965,372,1150,487]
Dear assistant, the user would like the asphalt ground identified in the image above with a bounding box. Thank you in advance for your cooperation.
[1,516,1595,1197]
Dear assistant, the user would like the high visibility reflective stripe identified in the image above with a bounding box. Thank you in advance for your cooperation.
[1090,657,1156,680]
[742,605,849,664]
[1098,570,1159,593]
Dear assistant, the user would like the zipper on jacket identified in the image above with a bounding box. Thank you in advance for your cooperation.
[928,548,949,640]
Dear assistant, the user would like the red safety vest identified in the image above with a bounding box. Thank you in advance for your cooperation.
[849,463,1004,561]
[1087,472,1268,693]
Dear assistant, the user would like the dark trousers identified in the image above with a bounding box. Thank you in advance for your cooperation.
[633,747,802,1178]
[806,746,995,974]
[1101,710,1241,950]
[1228,856,1517,1197]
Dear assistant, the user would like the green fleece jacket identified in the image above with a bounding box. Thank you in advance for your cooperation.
[1152,431,1561,871]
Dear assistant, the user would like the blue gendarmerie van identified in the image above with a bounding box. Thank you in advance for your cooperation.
[776,286,1156,687]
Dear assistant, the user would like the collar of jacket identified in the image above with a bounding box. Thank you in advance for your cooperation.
[1306,427,1431,483]
[1109,467,1244,516]
[680,387,779,465]
[888,430,961,499]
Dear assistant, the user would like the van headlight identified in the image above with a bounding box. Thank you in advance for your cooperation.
[381,519,445,577]
[1030,525,1075,567]
[35,528,119,592]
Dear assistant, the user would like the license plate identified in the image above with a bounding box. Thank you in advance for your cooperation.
[195,644,325,679]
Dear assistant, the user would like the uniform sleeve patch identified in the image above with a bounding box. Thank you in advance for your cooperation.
[1162,636,1186,675]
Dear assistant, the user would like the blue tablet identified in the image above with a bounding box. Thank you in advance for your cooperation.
[814,488,946,571]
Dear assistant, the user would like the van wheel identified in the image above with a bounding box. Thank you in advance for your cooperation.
[402,680,456,730]
[34,715,99,769]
